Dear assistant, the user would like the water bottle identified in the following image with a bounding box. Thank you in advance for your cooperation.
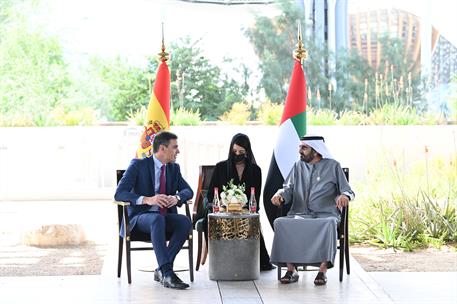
[212,187,220,213]
[249,187,257,213]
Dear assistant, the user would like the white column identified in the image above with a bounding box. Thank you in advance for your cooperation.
[420,0,432,81]
[314,0,325,45]
[327,0,337,88]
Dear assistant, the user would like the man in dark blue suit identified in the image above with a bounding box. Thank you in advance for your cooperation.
[115,131,193,289]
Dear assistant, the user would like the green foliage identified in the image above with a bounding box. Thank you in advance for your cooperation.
[365,103,444,125]
[367,104,420,125]
[337,110,367,125]
[334,36,423,114]
[246,0,323,103]
[219,102,251,125]
[0,112,35,127]
[307,108,337,125]
[257,100,283,125]
[330,49,373,112]
[0,1,14,25]
[0,1,102,127]
[421,191,457,241]
[301,104,445,125]
[245,0,343,106]
[148,36,246,120]
[0,21,71,126]
[47,105,96,126]
[375,36,423,108]
[90,56,149,121]
[350,153,457,249]
[247,2,424,115]
[170,107,201,126]
[127,106,201,126]
[253,101,447,126]
[127,106,147,126]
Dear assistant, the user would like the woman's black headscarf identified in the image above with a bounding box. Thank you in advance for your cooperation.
[226,133,256,179]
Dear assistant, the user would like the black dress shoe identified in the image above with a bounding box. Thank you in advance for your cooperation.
[260,263,276,271]
[162,272,190,289]
[154,269,162,282]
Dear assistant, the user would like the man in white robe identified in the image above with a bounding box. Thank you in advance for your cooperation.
[270,136,354,285]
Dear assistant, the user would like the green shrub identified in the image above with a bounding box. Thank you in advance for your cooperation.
[219,102,251,125]
[350,152,457,249]
[0,113,36,127]
[127,106,147,126]
[127,107,201,126]
[337,110,367,125]
[48,105,96,126]
[308,108,337,125]
[257,100,283,125]
[367,104,420,125]
[171,107,201,126]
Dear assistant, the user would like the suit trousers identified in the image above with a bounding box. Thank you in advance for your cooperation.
[134,211,192,269]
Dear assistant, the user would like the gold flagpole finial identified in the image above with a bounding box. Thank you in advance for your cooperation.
[158,22,169,62]
[293,21,307,62]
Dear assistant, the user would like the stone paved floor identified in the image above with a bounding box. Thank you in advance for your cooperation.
[0,200,456,303]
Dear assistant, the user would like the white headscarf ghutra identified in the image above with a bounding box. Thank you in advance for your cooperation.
[300,136,333,159]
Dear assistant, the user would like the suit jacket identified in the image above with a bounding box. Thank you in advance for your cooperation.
[114,157,193,232]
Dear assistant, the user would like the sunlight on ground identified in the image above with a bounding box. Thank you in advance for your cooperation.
[0,201,112,276]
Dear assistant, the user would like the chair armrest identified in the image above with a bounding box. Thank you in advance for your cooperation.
[113,201,131,238]
[183,200,191,219]
[113,201,130,206]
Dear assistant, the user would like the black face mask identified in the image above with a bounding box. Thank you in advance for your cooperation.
[232,153,246,163]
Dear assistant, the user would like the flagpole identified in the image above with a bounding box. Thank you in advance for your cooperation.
[158,22,169,62]
[293,21,307,64]
[136,23,171,159]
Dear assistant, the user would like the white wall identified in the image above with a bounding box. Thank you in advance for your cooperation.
[0,125,455,200]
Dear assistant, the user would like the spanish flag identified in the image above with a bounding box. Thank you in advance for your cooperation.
[136,57,170,159]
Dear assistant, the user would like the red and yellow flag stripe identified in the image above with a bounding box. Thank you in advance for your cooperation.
[136,61,170,159]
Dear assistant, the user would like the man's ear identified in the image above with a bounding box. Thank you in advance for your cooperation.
[159,144,168,152]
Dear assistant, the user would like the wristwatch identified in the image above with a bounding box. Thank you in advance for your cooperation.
[175,194,181,203]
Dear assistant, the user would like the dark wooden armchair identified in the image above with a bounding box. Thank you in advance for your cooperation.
[276,167,350,282]
[114,169,194,284]
[191,165,215,271]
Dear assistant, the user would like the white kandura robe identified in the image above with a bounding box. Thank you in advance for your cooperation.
[270,159,354,268]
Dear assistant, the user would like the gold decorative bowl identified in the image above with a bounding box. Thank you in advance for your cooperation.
[227,202,243,213]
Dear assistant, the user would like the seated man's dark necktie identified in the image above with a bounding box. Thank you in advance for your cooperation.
[159,165,167,216]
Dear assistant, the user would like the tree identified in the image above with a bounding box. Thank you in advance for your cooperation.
[0,21,71,126]
[334,35,423,113]
[245,0,304,103]
[246,0,333,108]
[332,48,373,112]
[90,56,149,121]
[374,35,423,109]
[148,36,246,120]
[246,0,424,114]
